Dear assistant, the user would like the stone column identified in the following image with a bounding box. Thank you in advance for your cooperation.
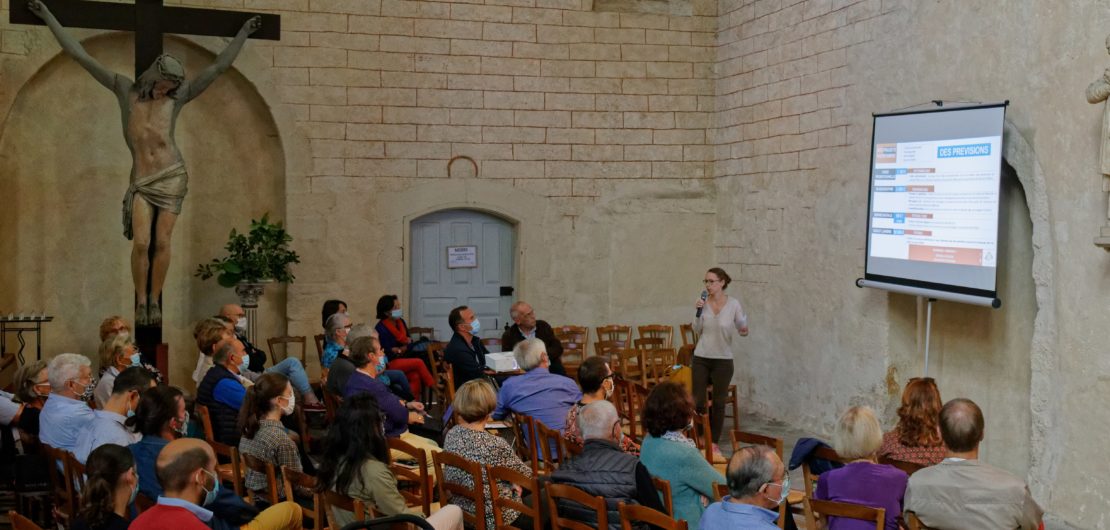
[234,282,267,344]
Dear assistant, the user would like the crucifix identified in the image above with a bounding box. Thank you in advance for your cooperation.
[10,0,279,362]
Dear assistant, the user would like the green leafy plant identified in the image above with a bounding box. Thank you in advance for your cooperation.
[195,214,301,288]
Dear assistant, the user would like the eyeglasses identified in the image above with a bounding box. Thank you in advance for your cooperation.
[703,279,721,284]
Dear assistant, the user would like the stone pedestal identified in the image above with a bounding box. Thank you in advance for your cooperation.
[234,281,269,344]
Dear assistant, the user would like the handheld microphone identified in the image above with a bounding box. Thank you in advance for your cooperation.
[696,290,708,318]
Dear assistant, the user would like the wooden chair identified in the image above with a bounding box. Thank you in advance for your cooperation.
[41,444,76,527]
[313,333,325,364]
[322,489,372,530]
[651,477,674,517]
[702,383,740,436]
[195,403,216,442]
[554,325,589,378]
[240,452,281,506]
[679,324,698,346]
[535,419,567,473]
[730,431,803,528]
[641,347,675,386]
[388,437,433,516]
[626,382,651,442]
[323,386,342,423]
[267,335,307,366]
[595,325,631,343]
[618,502,687,530]
[637,325,674,348]
[135,491,156,513]
[614,347,646,387]
[443,361,457,404]
[282,466,323,530]
[611,378,634,433]
[433,451,486,530]
[409,326,435,341]
[195,403,245,493]
[878,455,925,476]
[684,411,715,464]
[9,511,45,530]
[905,511,936,530]
[66,452,87,492]
[801,446,850,498]
[426,342,450,404]
[511,413,540,475]
[804,498,885,530]
[633,337,667,350]
[547,482,608,530]
[486,465,542,530]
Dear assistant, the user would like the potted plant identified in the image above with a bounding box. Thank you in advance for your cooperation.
[195,214,301,306]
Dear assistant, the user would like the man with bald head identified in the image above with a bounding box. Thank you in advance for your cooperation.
[701,445,789,529]
[501,301,565,375]
[219,303,268,372]
[904,398,1043,530]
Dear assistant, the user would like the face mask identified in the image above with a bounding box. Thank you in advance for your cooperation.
[376,353,388,373]
[33,382,50,398]
[280,393,295,416]
[235,317,247,332]
[176,411,190,436]
[129,473,139,505]
[764,474,790,506]
[73,378,96,401]
[239,353,251,372]
[390,309,403,319]
[200,468,220,506]
[116,331,130,339]
[129,352,142,367]
[126,394,137,418]
[469,319,481,335]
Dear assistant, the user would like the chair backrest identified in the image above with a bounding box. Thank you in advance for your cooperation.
[627,382,651,442]
[282,466,322,529]
[209,439,245,498]
[510,413,540,476]
[712,482,728,500]
[905,511,936,530]
[595,325,631,343]
[636,325,673,348]
[67,452,87,492]
[878,455,926,476]
[322,489,371,530]
[546,482,608,530]
[641,347,675,386]
[633,337,667,351]
[8,511,45,530]
[651,477,674,517]
[801,446,849,498]
[194,403,216,443]
[679,323,698,347]
[804,498,885,530]
[486,465,542,530]
[313,333,325,363]
[433,451,486,530]
[554,325,589,376]
[618,502,687,530]
[427,342,451,402]
[409,326,435,341]
[388,436,433,516]
[534,419,567,473]
[41,444,76,523]
[134,491,156,513]
[267,335,307,365]
[323,386,342,423]
[240,452,281,505]
[443,361,457,404]
[730,430,785,459]
[683,411,714,464]
[614,348,645,387]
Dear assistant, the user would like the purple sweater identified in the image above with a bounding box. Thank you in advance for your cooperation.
[814,461,908,530]
[343,370,408,437]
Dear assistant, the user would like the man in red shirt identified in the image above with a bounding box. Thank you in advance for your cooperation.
[129,438,219,530]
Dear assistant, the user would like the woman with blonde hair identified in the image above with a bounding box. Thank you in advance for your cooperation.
[94,334,140,408]
[814,406,907,530]
[879,377,947,466]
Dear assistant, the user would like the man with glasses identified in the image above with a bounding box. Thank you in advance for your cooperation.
[501,301,566,376]
[39,353,98,453]
[700,445,790,530]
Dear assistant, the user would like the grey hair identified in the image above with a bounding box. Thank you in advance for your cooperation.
[325,312,352,342]
[14,360,48,403]
[577,400,619,441]
[727,445,778,499]
[509,301,529,319]
[213,342,236,365]
[348,323,377,344]
[48,353,91,392]
[513,338,546,372]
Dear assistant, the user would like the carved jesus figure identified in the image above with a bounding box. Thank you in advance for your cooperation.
[30,0,260,325]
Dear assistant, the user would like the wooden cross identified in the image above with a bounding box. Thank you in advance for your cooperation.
[10,0,281,78]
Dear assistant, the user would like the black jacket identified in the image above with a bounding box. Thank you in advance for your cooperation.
[196,365,241,447]
[501,320,566,376]
[550,439,665,530]
[444,333,488,388]
[236,331,268,372]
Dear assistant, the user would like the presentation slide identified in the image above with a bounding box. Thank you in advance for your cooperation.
[865,104,1006,296]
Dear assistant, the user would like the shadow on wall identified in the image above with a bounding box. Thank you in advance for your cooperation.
[0,33,285,385]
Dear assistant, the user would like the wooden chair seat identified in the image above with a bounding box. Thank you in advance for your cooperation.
[9,510,45,530]
[804,498,885,530]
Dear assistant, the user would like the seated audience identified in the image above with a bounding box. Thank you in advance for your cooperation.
[193,317,323,409]
[324,323,368,398]
[128,385,188,499]
[98,316,131,342]
[349,321,414,401]
[815,406,907,530]
[444,305,488,388]
[98,316,163,383]
[129,438,304,530]
[639,381,724,528]
[40,353,97,453]
[316,393,464,530]
[73,443,139,530]
[904,398,1043,530]
[493,338,581,457]
[443,379,533,530]
[322,312,353,370]
[342,336,439,458]
[879,377,948,466]
[238,373,303,504]
[94,334,140,408]
[219,303,269,373]
[375,295,435,394]
[550,400,664,530]
[700,445,789,530]
[564,357,639,454]
[75,367,152,463]
[6,360,49,446]
[197,340,252,446]
[500,301,565,376]
[321,299,347,330]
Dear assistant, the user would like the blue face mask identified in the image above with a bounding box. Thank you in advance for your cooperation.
[239,353,251,372]
[390,309,403,319]
[376,353,388,373]
[470,319,481,335]
[130,352,142,367]
[201,468,220,506]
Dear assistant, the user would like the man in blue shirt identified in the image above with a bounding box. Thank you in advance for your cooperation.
[39,353,97,453]
[700,445,789,530]
[196,340,251,446]
[493,338,581,458]
[74,366,153,463]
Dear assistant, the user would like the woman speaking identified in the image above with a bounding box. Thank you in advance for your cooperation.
[692,267,749,455]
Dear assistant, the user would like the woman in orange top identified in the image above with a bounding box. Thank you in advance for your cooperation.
[879,377,948,466]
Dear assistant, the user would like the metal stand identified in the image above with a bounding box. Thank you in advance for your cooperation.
[924,298,936,377]
[0,315,53,364]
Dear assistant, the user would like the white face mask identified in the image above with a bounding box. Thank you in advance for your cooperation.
[280,393,295,416]
[235,317,247,332]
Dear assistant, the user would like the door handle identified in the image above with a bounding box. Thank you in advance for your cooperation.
[500,286,514,296]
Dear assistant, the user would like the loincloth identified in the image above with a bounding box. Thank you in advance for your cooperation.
[121,162,189,240]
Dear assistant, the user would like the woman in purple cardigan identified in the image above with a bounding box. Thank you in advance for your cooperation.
[814,406,908,530]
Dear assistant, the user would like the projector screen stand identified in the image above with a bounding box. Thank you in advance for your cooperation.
[923,297,937,377]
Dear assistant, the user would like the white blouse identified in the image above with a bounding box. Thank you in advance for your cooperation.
[692,295,748,360]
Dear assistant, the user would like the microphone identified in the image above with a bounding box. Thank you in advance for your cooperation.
[696,290,708,318]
